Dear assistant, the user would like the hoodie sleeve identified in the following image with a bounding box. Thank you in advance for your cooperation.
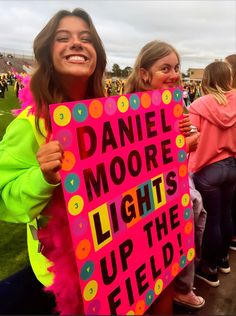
[189,93,236,130]
[0,118,58,223]
[188,98,202,131]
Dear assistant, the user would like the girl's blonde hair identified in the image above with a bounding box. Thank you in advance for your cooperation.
[30,8,107,134]
[202,61,232,105]
[125,40,181,93]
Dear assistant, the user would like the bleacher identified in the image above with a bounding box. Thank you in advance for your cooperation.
[0,51,34,74]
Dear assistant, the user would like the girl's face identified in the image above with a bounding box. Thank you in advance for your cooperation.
[141,52,180,90]
[51,16,97,81]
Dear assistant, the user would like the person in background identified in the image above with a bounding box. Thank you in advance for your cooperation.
[225,54,236,89]
[0,78,6,98]
[188,83,196,103]
[0,8,106,314]
[14,78,21,98]
[225,54,236,251]
[125,40,205,311]
[188,61,236,287]
[183,85,191,108]
[195,81,202,99]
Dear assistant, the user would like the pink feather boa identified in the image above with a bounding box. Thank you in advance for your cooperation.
[18,77,84,314]
[38,187,83,315]
[12,74,35,116]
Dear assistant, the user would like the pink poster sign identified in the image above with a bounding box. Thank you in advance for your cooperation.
[50,87,195,315]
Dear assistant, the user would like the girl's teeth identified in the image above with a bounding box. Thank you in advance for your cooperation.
[68,56,85,61]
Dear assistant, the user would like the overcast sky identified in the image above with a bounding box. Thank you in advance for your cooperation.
[0,0,235,73]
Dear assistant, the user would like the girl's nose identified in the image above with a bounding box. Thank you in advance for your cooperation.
[170,68,180,79]
[70,37,83,50]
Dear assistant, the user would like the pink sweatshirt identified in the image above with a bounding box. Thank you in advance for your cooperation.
[188,91,236,173]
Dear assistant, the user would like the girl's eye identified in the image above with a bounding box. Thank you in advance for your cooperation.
[175,66,180,72]
[56,36,69,42]
[161,66,170,73]
[81,37,92,43]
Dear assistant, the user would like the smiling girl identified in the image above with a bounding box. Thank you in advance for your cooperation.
[125,40,204,312]
[0,8,106,314]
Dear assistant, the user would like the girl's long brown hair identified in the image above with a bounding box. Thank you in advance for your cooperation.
[30,8,107,134]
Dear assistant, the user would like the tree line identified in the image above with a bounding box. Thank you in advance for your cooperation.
[106,64,133,78]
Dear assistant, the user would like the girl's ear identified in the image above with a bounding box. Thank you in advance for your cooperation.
[140,68,149,83]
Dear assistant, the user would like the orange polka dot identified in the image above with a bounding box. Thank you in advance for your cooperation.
[173,104,183,118]
[76,239,91,260]
[171,262,180,276]
[141,92,151,108]
[135,300,145,315]
[179,164,188,177]
[184,221,193,234]
[89,100,103,118]
[62,151,76,171]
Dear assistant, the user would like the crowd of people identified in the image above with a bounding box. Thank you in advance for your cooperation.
[0,74,11,98]
[105,78,202,103]
[104,78,126,96]
[0,6,236,315]
[183,81,202,107]
[0,72,25,99]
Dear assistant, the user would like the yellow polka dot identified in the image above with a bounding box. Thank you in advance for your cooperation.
[187,247,195,261]
[176,134,185,148]
[162,90,172,104]
[181,193,190,207]
[53,105,71,126]
[154,279,163,295]
[117,96,129,112]
[68,195,84,216]
[83,280,98,301]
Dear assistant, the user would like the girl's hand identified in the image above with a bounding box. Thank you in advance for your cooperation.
[179,114,191,137]
[186,132,200,153]
[36,140,63,185]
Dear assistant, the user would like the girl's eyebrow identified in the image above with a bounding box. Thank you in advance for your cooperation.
[157,64,180,71]
[161,63,180,67]
[55,29,91,35]
[158,63,171,68]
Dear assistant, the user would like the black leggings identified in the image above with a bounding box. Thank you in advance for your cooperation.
[193,157,236,266]
[0,265,56,314]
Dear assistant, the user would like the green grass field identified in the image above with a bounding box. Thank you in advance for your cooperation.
[0,85,29,280]
[0,85,20,139]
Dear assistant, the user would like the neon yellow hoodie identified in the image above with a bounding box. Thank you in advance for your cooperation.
[0,106,57,286]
